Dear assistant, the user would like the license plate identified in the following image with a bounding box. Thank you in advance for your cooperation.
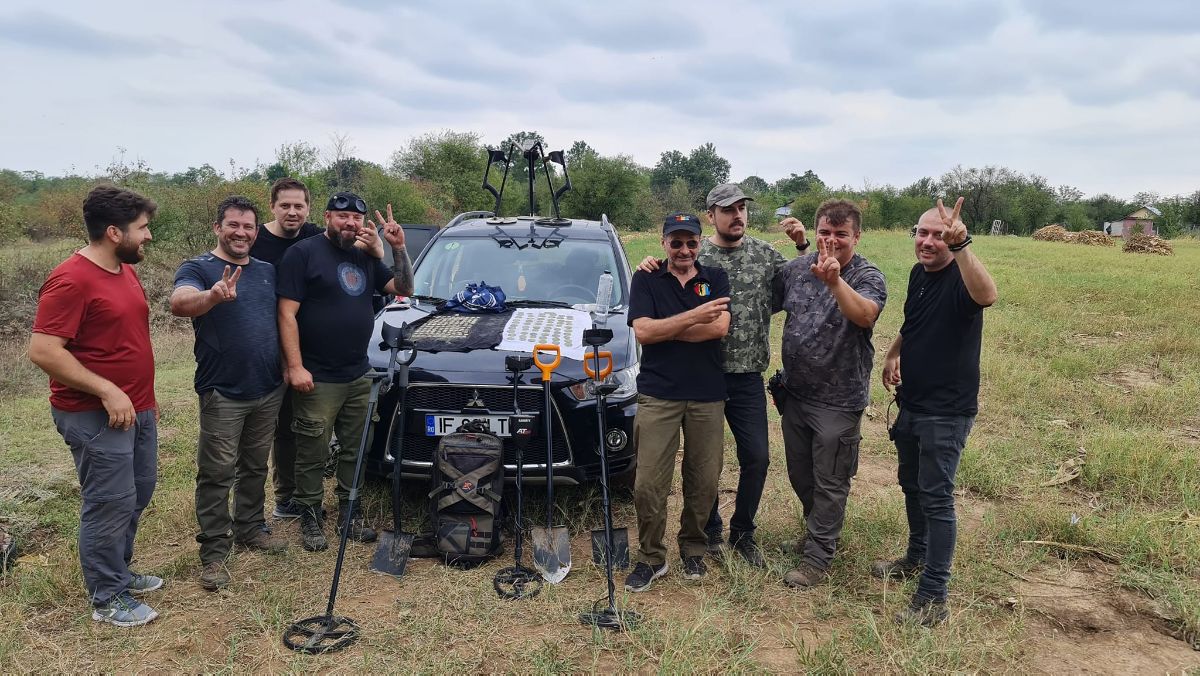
[424,414,513,437]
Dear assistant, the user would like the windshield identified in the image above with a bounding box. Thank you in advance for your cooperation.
[413,234,625,307]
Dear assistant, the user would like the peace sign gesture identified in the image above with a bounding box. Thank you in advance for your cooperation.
[937,196,968,247]
[809,237,841,287]
[209,264,241,304]
[370,203,407,249]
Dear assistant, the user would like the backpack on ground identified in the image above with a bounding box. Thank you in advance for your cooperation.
[427,422,505,567]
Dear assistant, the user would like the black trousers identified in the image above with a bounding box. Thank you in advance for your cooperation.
[705,372,771,541]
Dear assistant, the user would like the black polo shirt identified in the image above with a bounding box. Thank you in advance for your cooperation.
[628,261,730,402]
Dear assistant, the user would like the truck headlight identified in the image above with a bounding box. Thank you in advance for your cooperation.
[567,363,639,402]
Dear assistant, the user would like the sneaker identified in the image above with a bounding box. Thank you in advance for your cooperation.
[681,555,707,580]
[92,591,158,627]
[199,561,230,591]
[624,561,669,592]
[272,499,305,520]
[337,505,377,543]
[127,571,163,595]
[783,562,829,588]
[300,509,328,552]
[705,529,724,557]
[895,596,949,627]
[237,526,289,554]
[730,534,766,569]
[871,557,924,581]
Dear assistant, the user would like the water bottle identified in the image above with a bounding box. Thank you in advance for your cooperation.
[594,269,613,326]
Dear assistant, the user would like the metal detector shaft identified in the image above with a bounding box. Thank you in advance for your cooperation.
[590,345,618,611]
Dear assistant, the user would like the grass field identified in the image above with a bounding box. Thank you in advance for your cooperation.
[1,231,1198,672]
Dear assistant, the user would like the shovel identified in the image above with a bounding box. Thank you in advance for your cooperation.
[530,343,571,584]
[582,341,629,570]
[370,323,417,578]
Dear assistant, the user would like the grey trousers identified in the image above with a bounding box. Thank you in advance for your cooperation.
[52,407,158,607]
[195,384,285,564]
[270,389,298,504]
[780,396,862,570]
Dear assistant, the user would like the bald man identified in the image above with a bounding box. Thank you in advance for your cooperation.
[875,197,997,626]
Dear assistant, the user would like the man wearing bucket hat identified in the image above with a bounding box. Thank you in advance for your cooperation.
[276,191,413,552]
[624,212,731,592]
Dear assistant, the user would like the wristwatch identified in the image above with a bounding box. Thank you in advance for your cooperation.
[796,240,811,252]
[947,235,972,252]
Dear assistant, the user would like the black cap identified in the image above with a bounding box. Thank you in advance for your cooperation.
[662,212,702,236]
[326,191,367,214]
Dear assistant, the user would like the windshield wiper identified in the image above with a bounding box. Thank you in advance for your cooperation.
[407,294,445,304]
[507,299,574,309]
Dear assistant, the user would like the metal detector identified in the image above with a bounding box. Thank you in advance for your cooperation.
[530,343,571,583]
[578,327,640,631]
[283,322,405,654]
[493,355,543,599]
[370,324,417,578]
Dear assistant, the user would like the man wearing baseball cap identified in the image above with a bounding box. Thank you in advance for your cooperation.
[276,191,413,552]
[624,212,731,592]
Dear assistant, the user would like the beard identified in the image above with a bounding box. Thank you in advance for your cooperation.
[115,236,144,264]
[327,228,357,250]
[717,228,744,243]
[217,237,250,259]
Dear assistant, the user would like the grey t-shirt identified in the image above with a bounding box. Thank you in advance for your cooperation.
[772,252,887,411]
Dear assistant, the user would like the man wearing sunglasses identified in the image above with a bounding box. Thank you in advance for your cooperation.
[773,199,887,589]
[624,212,731,592]
[275,191,413,552]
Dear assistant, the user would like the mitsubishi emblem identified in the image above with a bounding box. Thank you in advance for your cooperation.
[464,389,485,409]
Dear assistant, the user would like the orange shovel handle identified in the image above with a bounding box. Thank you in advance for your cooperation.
[583,351,612,380]
[533,344,561,380]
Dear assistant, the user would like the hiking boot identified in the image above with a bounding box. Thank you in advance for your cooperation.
[299,509,328,552]
[199,562,230,591]
[337,504,377,543]
[92,591,158,627]
[127,571,163,595]
[681,556,707,580]
[730,534,766,569]
[624,561,668,592]
[895,596,949,627]
[272,499,305,520]
[871,557,924,581]
[237,526,289,554]
[779,537,806,557]
[705,529,724,558]
[783,562,829,588]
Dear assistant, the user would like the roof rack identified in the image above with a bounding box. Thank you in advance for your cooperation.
[481,140,573,224]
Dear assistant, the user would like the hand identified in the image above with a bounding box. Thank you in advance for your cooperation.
[689,297,729,324]
[780,217,807,246]
[373,204,406,249]
[355,221,380,249]
[882,355,901,392]
[636,256,660,273]
[208,265,241,304]
[809,238,841,287]
[285,365,315,393]
[937,196,968,247]
[100,385,136,430]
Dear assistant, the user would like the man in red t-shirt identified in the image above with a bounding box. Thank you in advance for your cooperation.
[29,185,162,627]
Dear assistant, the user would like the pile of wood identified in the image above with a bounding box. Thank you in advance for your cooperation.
[1070,230,1115,247]
[1032,224,1069,241]
[1123,233,1174,255]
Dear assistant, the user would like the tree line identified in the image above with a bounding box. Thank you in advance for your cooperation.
[1,130,1197,248]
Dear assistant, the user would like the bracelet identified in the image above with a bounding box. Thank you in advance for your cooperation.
[948,235,972,252]
[796,240,811,252]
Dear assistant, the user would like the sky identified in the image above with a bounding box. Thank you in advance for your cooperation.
[1,0,1197,198]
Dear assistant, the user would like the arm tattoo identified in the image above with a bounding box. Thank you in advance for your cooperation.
[391,246,414,296]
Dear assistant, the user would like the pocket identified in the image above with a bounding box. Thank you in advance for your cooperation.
[836,434,861,479]
[291,417,326,439]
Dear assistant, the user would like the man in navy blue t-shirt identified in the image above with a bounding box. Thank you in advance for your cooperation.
[276,191,412,552]
[171,195,290,592]
[877,197,997,626]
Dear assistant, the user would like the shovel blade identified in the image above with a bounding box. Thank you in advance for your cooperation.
[590,527,630,570]
[369,530,414,578]
[530,526,572,583]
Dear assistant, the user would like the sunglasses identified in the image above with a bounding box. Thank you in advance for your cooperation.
[329,195,367,213]
[668,239,699,250]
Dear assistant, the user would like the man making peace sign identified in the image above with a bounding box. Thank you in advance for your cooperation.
[876,197,997,626]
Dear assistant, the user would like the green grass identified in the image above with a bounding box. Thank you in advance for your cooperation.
[1,232,1199,671]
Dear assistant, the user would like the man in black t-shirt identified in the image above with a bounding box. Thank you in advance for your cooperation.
[250,178,383,521]
[876,197,997,627]
[276,191,413,552]
[623,213,731,592]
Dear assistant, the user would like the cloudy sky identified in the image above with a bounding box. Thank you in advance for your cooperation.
[1,0,1197,198]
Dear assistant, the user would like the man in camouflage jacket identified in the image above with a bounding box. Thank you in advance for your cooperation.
[773,198,887,588]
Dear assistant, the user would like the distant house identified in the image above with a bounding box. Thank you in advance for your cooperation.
[1103,206,1160,238]
[775,198,794,219]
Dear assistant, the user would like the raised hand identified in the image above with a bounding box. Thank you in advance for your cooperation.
[209,265,241,304]
[372,203,407,249]
[937,196,968,247]
[636,255,660,273]
[780,216,807,246]
[809,238,841,286]
[690,297,729,324]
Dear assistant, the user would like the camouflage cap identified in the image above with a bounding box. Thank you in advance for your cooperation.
[706,183,755,209]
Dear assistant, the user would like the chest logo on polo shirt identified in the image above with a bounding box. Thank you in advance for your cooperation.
[337,262,367,296]
[693,282,711,297]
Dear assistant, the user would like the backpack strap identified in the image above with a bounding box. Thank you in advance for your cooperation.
[429,462,501,514]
